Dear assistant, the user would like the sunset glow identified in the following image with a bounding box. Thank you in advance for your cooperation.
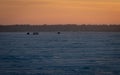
[0,0,120,25]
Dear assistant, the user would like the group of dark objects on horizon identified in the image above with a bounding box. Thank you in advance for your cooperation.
[27,32,39,35]
[27,32,61,35]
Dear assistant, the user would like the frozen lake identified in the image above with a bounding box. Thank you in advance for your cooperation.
[0,32,120,75]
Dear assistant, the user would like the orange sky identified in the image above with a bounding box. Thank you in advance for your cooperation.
[0,0,120,25]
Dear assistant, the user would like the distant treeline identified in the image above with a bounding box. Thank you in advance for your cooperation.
[0,24,120,32]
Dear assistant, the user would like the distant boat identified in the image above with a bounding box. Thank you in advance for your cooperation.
[57,32,61,34]
[27,32,30,35]
[33,32,39,35]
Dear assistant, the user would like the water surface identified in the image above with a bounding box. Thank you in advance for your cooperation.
[0,32,120,75]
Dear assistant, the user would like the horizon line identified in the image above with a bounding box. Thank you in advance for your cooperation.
[0,24,120,26]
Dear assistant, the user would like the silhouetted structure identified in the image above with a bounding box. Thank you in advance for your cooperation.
[33,32,39,35]
[0,24,120,32]
[57,32,61,34]
[27,32,30,35]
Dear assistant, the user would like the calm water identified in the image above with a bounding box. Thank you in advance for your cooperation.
[0,32,120,75]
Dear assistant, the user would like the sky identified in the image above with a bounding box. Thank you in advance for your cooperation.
[0,0,120,25]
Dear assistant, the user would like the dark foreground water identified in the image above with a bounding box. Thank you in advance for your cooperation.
[0,32,120,75]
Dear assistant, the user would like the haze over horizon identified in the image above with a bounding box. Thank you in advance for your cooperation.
[0,0,120,25]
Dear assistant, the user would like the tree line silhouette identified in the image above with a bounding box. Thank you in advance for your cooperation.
[0,24,120,32]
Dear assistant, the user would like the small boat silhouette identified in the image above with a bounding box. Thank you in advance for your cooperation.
[27,32,30,35]
[33,32,39,35]
[57,32,61,34]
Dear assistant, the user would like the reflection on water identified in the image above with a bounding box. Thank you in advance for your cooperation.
[0,32,120,75]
